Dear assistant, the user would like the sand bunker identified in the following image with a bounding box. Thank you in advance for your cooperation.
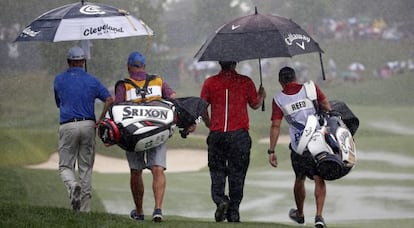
[26,149,207,173]
[27,134,290,173]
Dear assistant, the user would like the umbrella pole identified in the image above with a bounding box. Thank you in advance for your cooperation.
[259,58,265,111]
[80,40,91,72]
[319,52,326,80]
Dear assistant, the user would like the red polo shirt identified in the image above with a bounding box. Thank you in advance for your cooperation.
[200,69,260,132]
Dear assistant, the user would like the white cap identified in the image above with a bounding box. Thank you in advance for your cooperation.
[67,46,85,60]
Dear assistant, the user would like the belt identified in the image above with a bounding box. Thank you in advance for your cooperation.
[60,118,95,125]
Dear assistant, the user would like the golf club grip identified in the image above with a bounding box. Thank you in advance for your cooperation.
[262,100,265,111]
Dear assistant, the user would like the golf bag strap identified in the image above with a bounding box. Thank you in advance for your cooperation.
[304,80,320,114]
[124,78,146,99]
[116,74,158,99]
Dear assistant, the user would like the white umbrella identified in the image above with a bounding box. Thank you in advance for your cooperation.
[15,1,153,58]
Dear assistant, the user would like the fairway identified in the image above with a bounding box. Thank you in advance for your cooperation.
[1,20,414,227]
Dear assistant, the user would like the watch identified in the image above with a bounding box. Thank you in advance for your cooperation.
[267,149,275,154]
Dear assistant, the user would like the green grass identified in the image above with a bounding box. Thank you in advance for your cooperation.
[1,166,413,227]
[0,167,105,210]
[0,168,295,228]
[1,39,414,227]
[0,129,57,166]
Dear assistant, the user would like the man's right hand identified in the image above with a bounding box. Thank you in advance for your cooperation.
[268,152,278,168]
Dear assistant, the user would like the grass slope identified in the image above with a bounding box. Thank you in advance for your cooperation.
[1,39,414,227]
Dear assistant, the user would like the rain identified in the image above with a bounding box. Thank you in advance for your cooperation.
[1,0,413,227]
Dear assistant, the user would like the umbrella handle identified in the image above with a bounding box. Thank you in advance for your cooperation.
[320,52,326,80]
[259,58,265,111]
[262,97,265,111]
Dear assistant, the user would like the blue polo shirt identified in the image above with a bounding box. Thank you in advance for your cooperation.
[54,67,111,124]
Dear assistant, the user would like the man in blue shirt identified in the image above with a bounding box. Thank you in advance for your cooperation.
[54,46,113,212]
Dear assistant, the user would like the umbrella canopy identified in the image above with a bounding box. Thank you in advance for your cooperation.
[195,8,322,62]
[195,8,325,111]
[15,1,153,42]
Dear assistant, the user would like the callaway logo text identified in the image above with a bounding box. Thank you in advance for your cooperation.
[284,33,311,50]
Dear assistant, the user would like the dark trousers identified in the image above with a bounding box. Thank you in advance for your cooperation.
[207,129,251,215]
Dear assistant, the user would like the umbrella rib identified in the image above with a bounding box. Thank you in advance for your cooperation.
[124,15,138,31]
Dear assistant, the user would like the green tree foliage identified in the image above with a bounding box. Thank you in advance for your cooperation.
[162,0,413,48]
[335,0,414,22]
[2,0,413,80]
[192,0,244,43]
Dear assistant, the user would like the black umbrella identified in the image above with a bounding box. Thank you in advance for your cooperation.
[170,97,208,138]
[194,7,326,110]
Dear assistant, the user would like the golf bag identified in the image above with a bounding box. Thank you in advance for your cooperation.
[296,100,359,180]
[98,99,176,151]
[98,97,208,152]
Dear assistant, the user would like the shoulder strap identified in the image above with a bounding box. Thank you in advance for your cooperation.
[116,75,160,100]
[123,78,148,99]
[304,80,317,101]
[143,74,158,92]
[304,80,320,114]
[123,78,141,89]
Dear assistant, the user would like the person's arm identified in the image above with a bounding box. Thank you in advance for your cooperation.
[169,92,177,99]
[316,84,331,112]
[201,105,211,128]
[53,79,60,108]
[97,96,114,123]
[114,82,126,103]
[250,86,266,109]
[247,77,266,110]
[319,98,331,112]
[54,89,60,108]
[200,81,211,128]
[162,81,176,99]
[268,118,282,168]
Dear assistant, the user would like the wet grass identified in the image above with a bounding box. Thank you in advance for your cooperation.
[1,39,413,227]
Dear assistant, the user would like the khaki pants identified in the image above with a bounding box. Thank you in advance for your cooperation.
[58,120,95,212]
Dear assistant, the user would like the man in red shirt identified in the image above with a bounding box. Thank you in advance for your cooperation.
[200,61,266,222]
[268,66,331,228]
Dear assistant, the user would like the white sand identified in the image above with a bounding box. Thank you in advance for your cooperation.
[26,135,289,173]
[26,149,207,173]
[258,134,290,145]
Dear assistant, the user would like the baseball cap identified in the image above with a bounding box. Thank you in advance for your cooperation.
[67,46,86,60]
[127,51,145,68]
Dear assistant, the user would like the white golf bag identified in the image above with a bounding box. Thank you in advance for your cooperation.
[98,100,176,151]
[98,97,208,152]
[296,112,357,180]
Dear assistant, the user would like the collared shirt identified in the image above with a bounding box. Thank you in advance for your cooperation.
[114,71,175,103]
[271,82,327,121]
[271,81,327,151]
[54,67,111,124]
[200,69,260,132]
